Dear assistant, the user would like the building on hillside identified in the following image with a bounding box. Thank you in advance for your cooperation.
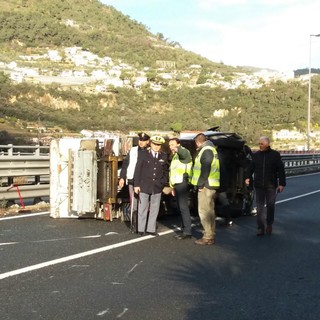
[48,50,62,62]
[108,67,122,77]
[156,60,176,69]
[10,72,23,83]
[150,83,162,91]
[8,61,17,69]
[133,77,148,88]
[273,129,305,140]
[19,68,39,77]
[80,130,94,138]
[213,109,229,118]
[102,56,112,64]
[92,70,108,79]
[189,64,202,69]
[103,78,124,87]
[159,73,172,80]
[60,70,73,77]
[95,85,107,92]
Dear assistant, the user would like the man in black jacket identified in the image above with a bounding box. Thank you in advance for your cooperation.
[245,136,286,236]
[134,135,168,236]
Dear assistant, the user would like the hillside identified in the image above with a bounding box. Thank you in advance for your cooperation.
[0,0,319,147]
[0,0,236,72]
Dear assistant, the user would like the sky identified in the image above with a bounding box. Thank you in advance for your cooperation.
[100,0,320,73]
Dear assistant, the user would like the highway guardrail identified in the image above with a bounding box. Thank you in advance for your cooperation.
[0,144,49,202]
[282,153,320,176]
[0,144,320,203]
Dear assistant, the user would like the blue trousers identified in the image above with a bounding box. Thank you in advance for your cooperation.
[255,187,277,229]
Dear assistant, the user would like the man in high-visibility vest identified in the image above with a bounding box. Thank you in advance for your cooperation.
[191,133,220,245]
[168,138,193,240]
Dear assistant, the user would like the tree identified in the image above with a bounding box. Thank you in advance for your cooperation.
[170,122,182,134]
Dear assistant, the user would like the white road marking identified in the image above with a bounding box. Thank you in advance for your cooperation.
[0,211,49,221]
[0,184,318,280]
[70,265,90,268]
[0,233,118,246]
[80,235,102,239]
[117,308,128,318]
[286,172,320,179]
[126,261,143,276]
[276,190,320,204]
[105,232,119,235]
[0,242,18,246]
[97,309,110,316]
[32,238,68,243]
[0,229,173,280]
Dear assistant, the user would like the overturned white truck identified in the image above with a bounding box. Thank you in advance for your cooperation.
[49,130,253,221]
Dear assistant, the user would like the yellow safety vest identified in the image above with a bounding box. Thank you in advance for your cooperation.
[191,145,220,187]
[169,153,193,187]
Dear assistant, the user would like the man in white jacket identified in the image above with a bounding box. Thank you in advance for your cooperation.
[119,132,150,231]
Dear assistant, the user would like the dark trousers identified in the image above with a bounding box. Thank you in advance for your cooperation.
[174,180,192,235]
[128,184,138,212]
[216,191,232,222]
[128,184,138,231]
[255,187,277,229]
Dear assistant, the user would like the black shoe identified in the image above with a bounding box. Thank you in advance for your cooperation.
[176,234,192,240]
[138,232,145,236]
[173,232,183,238]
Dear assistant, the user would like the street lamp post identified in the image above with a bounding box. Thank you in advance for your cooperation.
[307,33,320,151]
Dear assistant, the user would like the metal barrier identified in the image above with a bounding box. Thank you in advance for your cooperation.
[0,144,320,203]
[0,145,49,202]
[282,153,320,176]
[0,144,50,156]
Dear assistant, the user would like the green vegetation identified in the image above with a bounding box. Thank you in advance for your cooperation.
[1,69,318,145]
[0,0,234,71]
[0,0,319,146]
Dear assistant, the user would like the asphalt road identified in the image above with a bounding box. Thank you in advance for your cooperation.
[1,173,320,320]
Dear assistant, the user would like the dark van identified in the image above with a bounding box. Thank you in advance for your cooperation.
[163,129,254,219]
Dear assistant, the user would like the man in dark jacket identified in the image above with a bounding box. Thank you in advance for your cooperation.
[169,137,193,239]
[134,135,168,236]
[245,136,286,236]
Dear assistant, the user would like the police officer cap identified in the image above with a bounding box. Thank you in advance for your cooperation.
[150,135,165,145]
[138,132,150,141]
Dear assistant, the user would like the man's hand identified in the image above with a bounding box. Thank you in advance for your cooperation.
[277,185,284,193]
[118,178,125,189]
[134,187,140,194]
[245,178,250,186]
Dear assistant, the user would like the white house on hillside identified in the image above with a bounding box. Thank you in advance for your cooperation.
[273,129,305,140]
